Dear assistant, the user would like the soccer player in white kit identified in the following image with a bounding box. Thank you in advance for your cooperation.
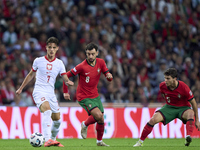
[16,37,74,147]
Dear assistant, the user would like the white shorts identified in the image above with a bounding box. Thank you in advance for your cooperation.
[32,91,60,113]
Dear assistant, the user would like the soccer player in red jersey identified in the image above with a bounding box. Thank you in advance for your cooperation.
[63,43,113,146]
[134,68,200,147]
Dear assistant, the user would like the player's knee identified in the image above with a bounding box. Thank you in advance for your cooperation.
[95,113,103,122]
[187,109,194,119]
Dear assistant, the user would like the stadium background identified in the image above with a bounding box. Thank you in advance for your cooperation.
[0,0,200,139]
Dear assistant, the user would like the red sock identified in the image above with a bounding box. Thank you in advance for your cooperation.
[84,115,97,126]
[140,123,154,141]
[186,119,194,136]
[96,123,104,141]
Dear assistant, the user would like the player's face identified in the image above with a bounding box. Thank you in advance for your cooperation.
[46,43,59,58]
[164,75,176,87]
[86,48,98,63]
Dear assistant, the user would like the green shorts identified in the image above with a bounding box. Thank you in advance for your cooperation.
[156,104,191,125]
[78,96,104,115]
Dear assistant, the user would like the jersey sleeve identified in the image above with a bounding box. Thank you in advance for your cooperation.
[59,60,67,76]
[70,64,82,76]
[32,58,38,72]
[184,84,194,101]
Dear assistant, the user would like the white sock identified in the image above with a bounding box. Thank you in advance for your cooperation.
[82,121,86,127]
[51,119,61,141]
[139,139,144,143]
[42,110,52,141]
[97,140,102,143]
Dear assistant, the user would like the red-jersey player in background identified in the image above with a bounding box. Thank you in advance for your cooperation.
[63,43,113,146]
[134,68,200,147]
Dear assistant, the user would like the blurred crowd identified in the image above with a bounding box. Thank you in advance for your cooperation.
[0,0,200,106]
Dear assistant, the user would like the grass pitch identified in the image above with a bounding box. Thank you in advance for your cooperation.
[0,138,200,150]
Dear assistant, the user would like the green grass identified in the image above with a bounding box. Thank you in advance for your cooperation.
[0,138,200,150]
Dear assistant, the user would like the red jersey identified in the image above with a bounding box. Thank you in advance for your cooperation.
[63,58,109,101]
[159,81,194,107]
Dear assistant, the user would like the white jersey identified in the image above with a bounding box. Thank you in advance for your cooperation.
[32,56,66,93]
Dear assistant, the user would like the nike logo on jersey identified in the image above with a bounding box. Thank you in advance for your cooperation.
[85,72,90,75]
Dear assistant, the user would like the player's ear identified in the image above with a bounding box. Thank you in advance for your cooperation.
[97,50,99,56]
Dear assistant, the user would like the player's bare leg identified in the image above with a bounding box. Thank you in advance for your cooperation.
[90,108,109,146]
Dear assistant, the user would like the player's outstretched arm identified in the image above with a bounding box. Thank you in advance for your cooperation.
[190,98,200,131]
[16,69,36,95]
[62,74,74,86]
[62,74,74,100]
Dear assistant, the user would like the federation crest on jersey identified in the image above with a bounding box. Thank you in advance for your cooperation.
[177,94,181,98]
[166,97,170,103]
[46,64,52,70]
[97,68,101,74]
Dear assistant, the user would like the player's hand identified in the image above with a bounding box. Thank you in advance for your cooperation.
[106,73,113,81]
[65,80,74,86]
[106,73,113,79]
[16,88,22,95]
[63,93,71,100]
[195,121,200,131]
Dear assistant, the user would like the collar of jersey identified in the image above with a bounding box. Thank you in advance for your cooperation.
[86,59,96,67]
[45,55,56,62]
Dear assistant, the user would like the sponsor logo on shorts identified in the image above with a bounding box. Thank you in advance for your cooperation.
[89,104,92,108]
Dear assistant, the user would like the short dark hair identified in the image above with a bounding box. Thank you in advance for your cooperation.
[85,43,98,51]
[164,68,178,78]
[46,37,59,46]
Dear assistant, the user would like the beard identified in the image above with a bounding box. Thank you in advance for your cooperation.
[87,58,95,63]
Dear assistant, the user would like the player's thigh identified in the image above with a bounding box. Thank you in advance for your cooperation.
[90,107,104,121]
[149,112,164,125]
[156,104,178,125]
[32,92,50,112]
[48,94,60,114]
[179,107,193,123]
[40,101,51,112]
